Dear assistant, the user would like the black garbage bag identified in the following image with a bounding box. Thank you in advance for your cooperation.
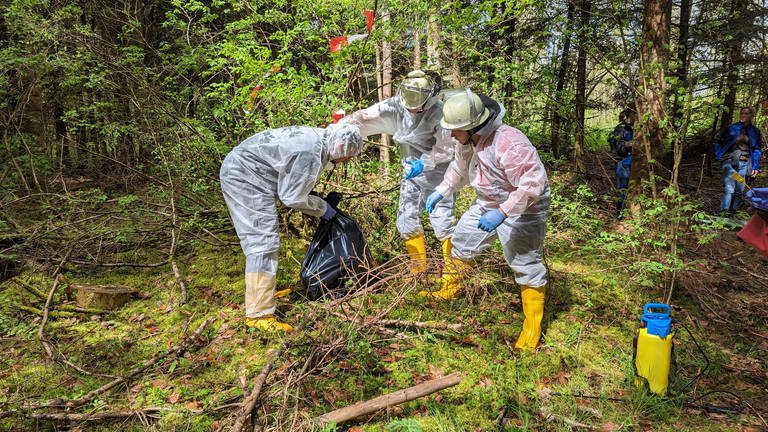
[300,193,372,300]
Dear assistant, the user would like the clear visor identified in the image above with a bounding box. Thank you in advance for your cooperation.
[439,88,486,130]
[399,85,432,109]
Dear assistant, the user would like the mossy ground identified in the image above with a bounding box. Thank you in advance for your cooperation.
[1,160,766,431]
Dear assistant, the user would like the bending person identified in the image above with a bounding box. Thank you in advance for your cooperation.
[341,70,456,275]
[424,89,550,351]
[220,124,362,332]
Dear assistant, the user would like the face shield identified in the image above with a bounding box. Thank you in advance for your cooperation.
[439,88,490,131]
[398,71,435,110]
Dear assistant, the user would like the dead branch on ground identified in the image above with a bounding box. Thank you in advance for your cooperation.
[314,372,463,426]
[231,348,283,432]
[26,317,214,410]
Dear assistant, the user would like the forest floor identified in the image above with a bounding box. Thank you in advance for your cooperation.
[0,149,766,431]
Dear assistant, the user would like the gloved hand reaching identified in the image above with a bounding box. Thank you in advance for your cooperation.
[478,209,506,232]
[404,159,425,180]
[425,192,443,214]
[321,202,337,221]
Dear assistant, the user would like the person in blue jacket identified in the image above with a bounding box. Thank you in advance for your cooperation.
[608,109,635,214]
[714,106,763,213]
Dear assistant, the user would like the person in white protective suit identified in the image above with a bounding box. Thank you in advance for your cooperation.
[341,70,456,276]
[423,89,551,351]
[219,124,362,333]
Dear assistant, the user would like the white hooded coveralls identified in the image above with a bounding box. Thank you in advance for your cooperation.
[343,97,456,241]
[435,98,550,287]
[219,124,361,318]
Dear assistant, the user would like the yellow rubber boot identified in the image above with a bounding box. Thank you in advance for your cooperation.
[419,255,472,300]
[404,235,428,275]
[441,237,453,263]
[514,285,546,351]
[274,288,292,299]
[245,315,294,333]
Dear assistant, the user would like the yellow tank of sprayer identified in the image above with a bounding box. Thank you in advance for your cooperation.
[633,303,674,396]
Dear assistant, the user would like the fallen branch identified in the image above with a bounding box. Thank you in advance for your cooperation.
[314,372,463,426]
[28,317,214,410]
[540,405,599,430]
[19,304,105,317]
[368,319,463,333]
[29,407,162,423]
[231,347,283,432]
[39,249,73,359]
[171,259,188,305]
[18,305,76,318]
[12,278,47,300]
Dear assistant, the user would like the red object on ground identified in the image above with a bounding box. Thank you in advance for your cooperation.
[738,213,768,258]
[332,109,345,124]
[330,36,349,53]
[365,9,375,33]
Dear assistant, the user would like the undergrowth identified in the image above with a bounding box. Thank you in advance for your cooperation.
[0,162,765,431]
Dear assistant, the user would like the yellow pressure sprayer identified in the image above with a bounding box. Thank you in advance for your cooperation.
[633,303,674,396]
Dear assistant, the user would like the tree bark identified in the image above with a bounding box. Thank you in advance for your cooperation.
[629,0,671,208]
[573,0,591,175]
[550,0,576,159]
[413,28,421,69]
[719,0,747,131]
[670,0,691,130]
[427,17,441,72]
[380,11,392,165]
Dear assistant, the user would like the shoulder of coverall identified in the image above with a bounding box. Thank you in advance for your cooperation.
[250,126,322,148]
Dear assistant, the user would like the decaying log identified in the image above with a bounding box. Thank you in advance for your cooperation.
[314,372,463,425]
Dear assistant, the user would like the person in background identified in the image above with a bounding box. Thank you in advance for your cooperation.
[219,124,362,333]
[714,106,762,214]
[424,88,550,351]
[609,109,635,215]
[341,70,456,277]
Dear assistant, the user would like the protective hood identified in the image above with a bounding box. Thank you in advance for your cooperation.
[473,95,506,138]
[326,123,362,161]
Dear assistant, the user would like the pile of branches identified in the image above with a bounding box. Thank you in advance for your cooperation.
[0,255,476,431]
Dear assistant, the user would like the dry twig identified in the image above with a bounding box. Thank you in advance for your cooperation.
[27,317,213,410]
[231,347,283,432]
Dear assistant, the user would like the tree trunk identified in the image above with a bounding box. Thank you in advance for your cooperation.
[670,0,691,130]
[413,28,421,69]
[427,17,441,72]
[573,0,590,175]
[719,0,747,130]
[550,0,575,159]
[380,11,392,164]
[629,0,671,209]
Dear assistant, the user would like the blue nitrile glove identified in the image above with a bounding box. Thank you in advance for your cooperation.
[404,159,425,180]
[321,202,337,221]
[478,209,506,232]
[425,192,443,214]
